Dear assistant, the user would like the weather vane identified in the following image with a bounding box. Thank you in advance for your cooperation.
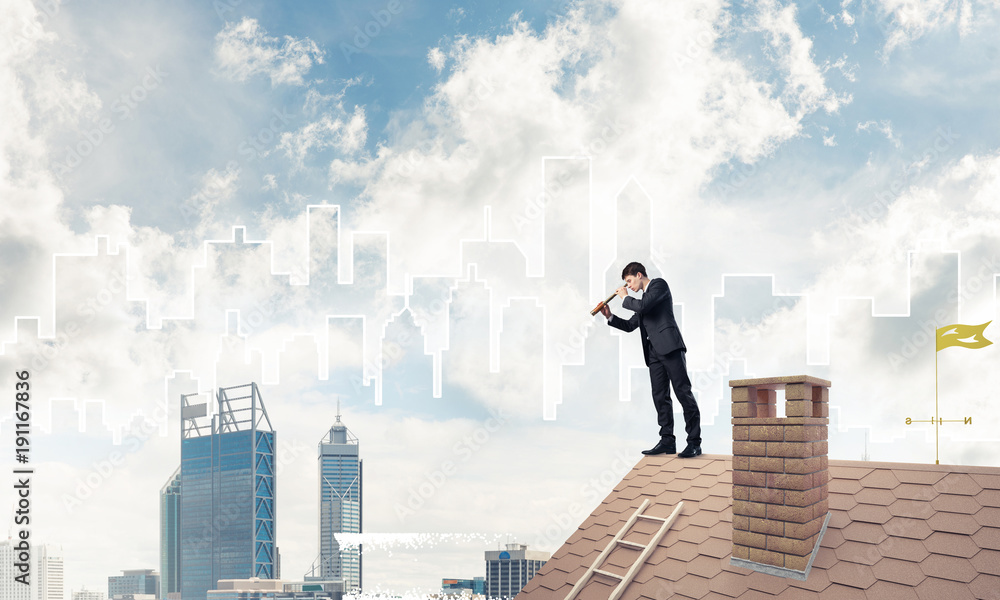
[905,321,992,464]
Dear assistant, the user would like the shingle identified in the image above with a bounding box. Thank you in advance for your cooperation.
[969,548,1000,576]
[972,526,1000,550]
[855,487,897,506]
[973,506,1000,528]
[673,573,712,598]
[677,524,711,545]
[888,498,935,519]
[893,483,937,501]
[927,511,981,535]
[923,531,981,558]
[861,470,901,490]
[969,473,1000,490]
[871,557,927,586]
[847,503,892,524]
[817,583,867,599]
[829,478,863,495]
[707,570,749,598]
[933,473,983,496]
[975,489,1000,508]
[819,527,846,549]
[863,580,921,600]
[930,493,982,515]
[913,576,977,600]
[842,521,890,544]
[918,553,980,582]
[700,536,733,559]
[968,573,1000,599]
[893,469,946,486]
[879,536,931,562]
[884,516,934,540]
[681,486,713,502]
[835,540,882,566]
[786,565,831,593]
[744,570,792,595]
[826,561,877,589]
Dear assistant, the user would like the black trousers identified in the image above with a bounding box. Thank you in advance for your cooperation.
[648,348,701,446]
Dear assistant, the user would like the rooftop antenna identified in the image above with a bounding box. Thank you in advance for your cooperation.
[862,430,870,461]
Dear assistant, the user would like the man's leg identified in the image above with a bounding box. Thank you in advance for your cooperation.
[648,353,675,443]
[663,349,701,446]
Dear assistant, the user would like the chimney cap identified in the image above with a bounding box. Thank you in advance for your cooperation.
[729,375,831,388]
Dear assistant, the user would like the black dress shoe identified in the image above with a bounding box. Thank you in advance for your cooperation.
[641,440,676,455]
[677,444,702,458]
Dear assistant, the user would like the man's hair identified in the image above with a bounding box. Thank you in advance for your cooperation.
[621,262,647,280]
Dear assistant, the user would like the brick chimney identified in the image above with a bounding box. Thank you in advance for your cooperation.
[729,375,831,579]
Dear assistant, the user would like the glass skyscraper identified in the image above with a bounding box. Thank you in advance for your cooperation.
[160,467,181,599]
[485,544,549,600]
[180,383,277,600]
[305,407,361,593]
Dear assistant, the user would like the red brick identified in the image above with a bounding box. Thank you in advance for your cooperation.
[757,404,777,418]
[812,386,829,403]
[785,553,810,571]
[784,456,825,474]
[748,456,784,473]
[732,514,749,531]
[732,386,755,403]
[732,403,754,418]
[768,504,813,523]
[813,402,830,417]
[814,441,829,455]
[768,535,815,556]
[732,544,749,560]
[734,441,766,457]
[732,456,749,471]
[733,500,767,518]
[749,486,784,504]
[749,425,784,442]
[732,484,749,501]
[785,516,825,540]
[733,470,766,487]
[784,425,826,442]
[812,471,829,487]
[785,487,824,507]
[786,400,811,417]
[785,383,813,400]
[812,498,830,520]
[767,441,813,458]
[768,472,812,491]
[733,425,749,441]
[748,547,785,567]
[749,517,784,536]
[733,530,767,550]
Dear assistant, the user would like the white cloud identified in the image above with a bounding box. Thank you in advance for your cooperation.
[857,119,902,148]
[278,106,368,169]
[427,46,446,72]
[875,0,1000,56]
[213,17,324,86]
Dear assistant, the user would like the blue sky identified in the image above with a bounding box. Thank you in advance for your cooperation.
[2,0,1000,597]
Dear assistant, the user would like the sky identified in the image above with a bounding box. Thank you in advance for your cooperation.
[1,0,1000,597]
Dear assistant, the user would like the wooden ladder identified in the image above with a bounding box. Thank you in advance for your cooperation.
[563,499,685,600]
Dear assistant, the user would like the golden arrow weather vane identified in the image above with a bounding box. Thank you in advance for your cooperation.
[905,321,992,464]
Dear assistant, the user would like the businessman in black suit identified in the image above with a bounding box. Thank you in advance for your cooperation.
[600,262,702,457]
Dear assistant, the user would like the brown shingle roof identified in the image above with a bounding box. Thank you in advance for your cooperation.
[516,455,1000,599]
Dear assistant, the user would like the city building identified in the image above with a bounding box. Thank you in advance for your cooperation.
[160,468,181,599]
[518,375,1000,599]
[304,404,361,593]
[72,589,105,600]
[484,543,549,599]
[180,383,277,600]
[441,577,485,596]
[33,544,64,600]
[207,578,343,600]
[108,569,159,598]
[0,540,31,600]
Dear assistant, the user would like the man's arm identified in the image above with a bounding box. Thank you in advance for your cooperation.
[622,278,671,315]
[605,309,638,332]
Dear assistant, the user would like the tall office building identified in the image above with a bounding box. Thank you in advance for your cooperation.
[305,406,362,592]
[0,540,31,600]
[109,569,159,597]
[33,545,64,600]
[160,468,181,599]
[484,543,549,600]
[180,383,277,600]
[72,590,104,600]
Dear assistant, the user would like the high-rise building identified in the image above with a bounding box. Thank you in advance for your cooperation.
[72,589,104,600]
[0,540,31,600]
[484,543,548,600]
[305,405,361,592]
[180,383,277,600]
[160,468,181,599]
[109,569,159,598]
[33,545,64,600]
[441,577,485,596]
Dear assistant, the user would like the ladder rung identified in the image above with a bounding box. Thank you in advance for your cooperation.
[593,569,623,580]
[616,540,645,550]
[636,514,667,523]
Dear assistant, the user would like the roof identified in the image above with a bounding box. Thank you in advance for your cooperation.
[516,454,1000,599]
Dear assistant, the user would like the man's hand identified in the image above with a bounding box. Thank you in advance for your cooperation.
[600,304,611,318]
[615,285,628,299]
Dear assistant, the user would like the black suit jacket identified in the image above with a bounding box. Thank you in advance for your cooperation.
[607,278,686,366]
